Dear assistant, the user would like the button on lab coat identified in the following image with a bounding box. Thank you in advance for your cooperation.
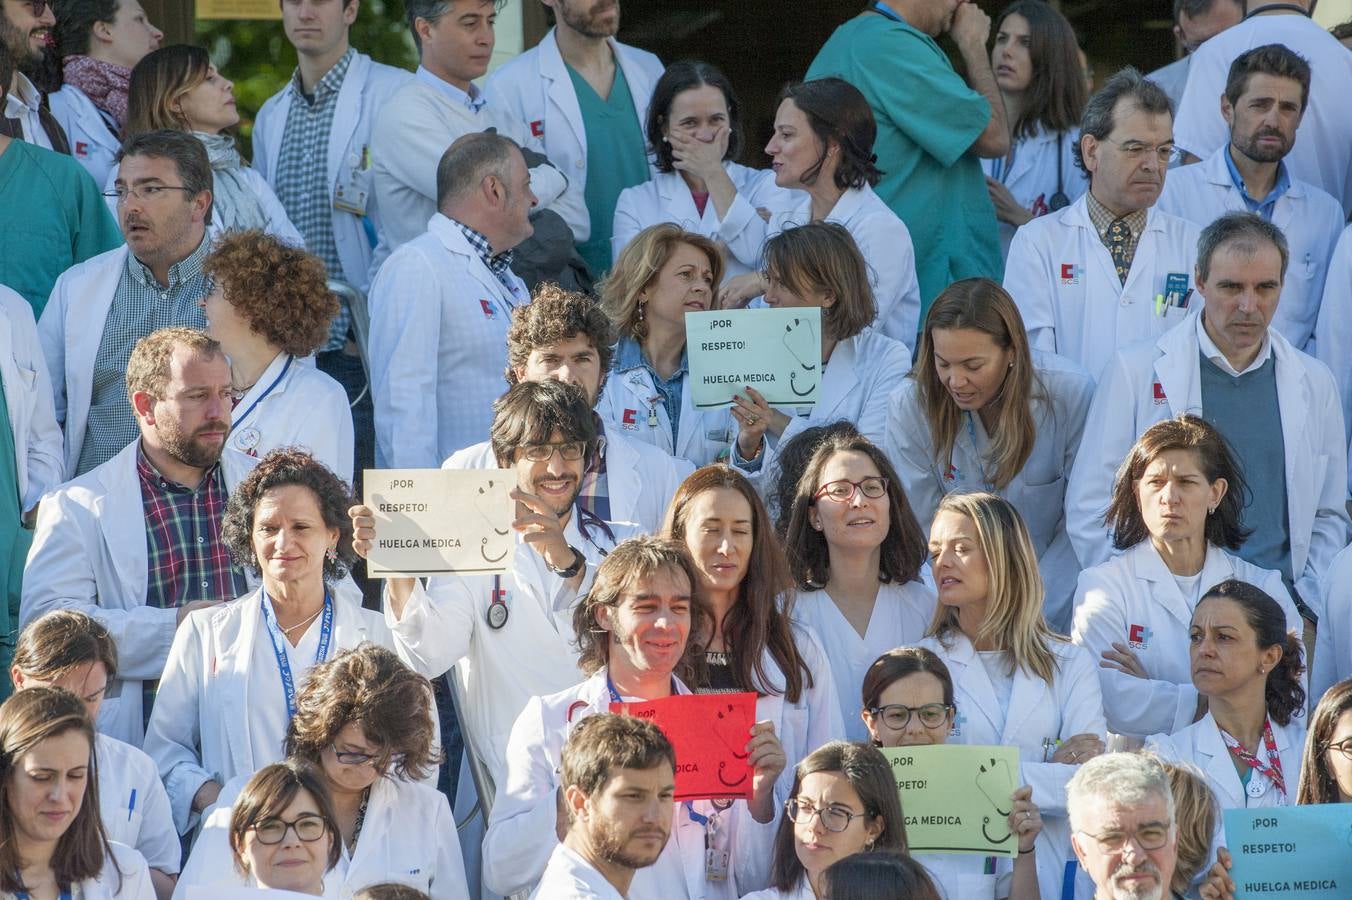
[1003,194,1201,380]
[1064,311,1349,617]
[486,29,664,243]
[887,350,1093,630]
[1156,146,1344,351]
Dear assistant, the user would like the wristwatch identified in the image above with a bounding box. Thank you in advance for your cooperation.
[547,545,585,578]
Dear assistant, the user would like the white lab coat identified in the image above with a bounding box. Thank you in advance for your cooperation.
[484,670,774,900]
[1147,55,1192,112]
[0,285,63,511]
[227,352,354,482]
[915,853,1004,900]
[48,83,120,187]
[1064,310,1349,617]
[486,29,665,243]
[763,184,922,343]
[1174,13,1352,216]
[367,213,528,467]
[142,585,420,833]
[1002,194,1201,380]
[443,420,692,536]
[788,581,935,742]
[20,441,257,747]
[529,844,624,900]
[594,357,736,468]
[367,74,575,268]
[1312,223,1352,488]
[387,514,636,784]
[742,329,911,500]
[1071,541,1300,740]
[57,841,157,900]
[740,883,814,900]
[1313,543,1352,703]
[253,52,412,292]
[612,165,793,280]
[886,350,1094,630]
[1149,712,1305,811]
[918,632,1106,900]
[1156,146,1344,351]
[173,771,468,900]
[96,732,180,876]
[981,124,1089,259]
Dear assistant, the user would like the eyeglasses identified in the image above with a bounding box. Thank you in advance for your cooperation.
[1102,138,1180,165]
[328,744,384,767]
[814,477,888,504]
[520,441,585,463]
[1323,738,1352,761]
[866,702,953,730]
[785,798,866,833]
[1076,823,1173,853]
[251,813,329,845]
[102,185,196,204]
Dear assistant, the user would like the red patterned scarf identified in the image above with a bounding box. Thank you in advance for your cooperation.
[62,54,131,127]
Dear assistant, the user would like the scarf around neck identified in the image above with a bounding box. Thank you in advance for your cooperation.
[62,55,131,127]
[192,130,269,233]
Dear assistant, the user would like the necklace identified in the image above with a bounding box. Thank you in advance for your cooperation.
[348,788,370,853]
[277,606,323,636]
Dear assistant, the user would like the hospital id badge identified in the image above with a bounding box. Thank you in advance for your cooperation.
[1164,272,1190,309]
[334,170,368,216]
[704,813,730,881]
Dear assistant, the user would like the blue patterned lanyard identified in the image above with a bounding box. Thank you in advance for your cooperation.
[261,589,334,719]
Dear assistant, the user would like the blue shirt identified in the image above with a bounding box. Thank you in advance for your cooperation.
[1223,147,1291,221]
[414,66,486,112]
[613,337,686,446]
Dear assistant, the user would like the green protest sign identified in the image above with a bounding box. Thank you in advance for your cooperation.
[881,745,1020,857]
[685,307,822,409]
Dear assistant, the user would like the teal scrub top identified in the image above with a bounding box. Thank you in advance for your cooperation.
[0,139,123,318]
[566,61,651,276]
[0,374,32,703]
[807,13,1003,320]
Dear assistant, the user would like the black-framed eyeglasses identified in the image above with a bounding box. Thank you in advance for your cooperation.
[785,798,866,833]
[102,185,196,204]
[520,441,585,463]
[328,743,384,767]
[866,702,953,730]
[1324,738,1352,762]
[251,813,329,845]
[814,476,888,504]
[1076,822,1173,853]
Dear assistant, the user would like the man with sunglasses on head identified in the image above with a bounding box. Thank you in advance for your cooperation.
[0,0,69,149]
[1067,752,1178,900]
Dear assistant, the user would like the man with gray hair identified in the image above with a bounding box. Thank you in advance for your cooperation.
[1067,752,1178,900]
[367,131,536,467]
[1067,212,1347,638]
[1004,68,1201,381]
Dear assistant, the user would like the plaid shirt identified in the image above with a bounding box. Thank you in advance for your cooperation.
[275,49,355,352]
[577,413,611,521]
[76,239,210,475]
[449,218,518,295]
[1085,191,1148,278]
[137,445,247,720]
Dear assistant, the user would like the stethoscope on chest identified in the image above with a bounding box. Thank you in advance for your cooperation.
[485,508,614,630]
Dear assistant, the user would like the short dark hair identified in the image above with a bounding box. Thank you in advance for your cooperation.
[116,129,214,225]
[1224,43,1311,113]
[776,78,881,190]
[1197,211,1289,281]
[354,886,431,900]
[404,0,504,50]
[823,851,942,900]
[488,379,598,468]
[1074,67,1173,176]
[861,646,955,716]
[647,60,743,174]
[1175,0,1241,21]
[763,222,875,341]
[52,0,119,57]
[13,610,120,683]
[435,130,520,208]
[221,448,356,580]
[560,714,676,800]
[504,283,615,393]
[229,760,342,876]
[1197,579,1305,725]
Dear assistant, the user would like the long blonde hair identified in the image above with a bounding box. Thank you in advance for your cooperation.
[125,45,211,137]
[926,492,1061,683]
[599,224,723,342]
[912,279,1040,489]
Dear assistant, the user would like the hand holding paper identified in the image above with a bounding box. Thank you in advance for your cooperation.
[881,745,1021,857]
[363,469,514,578]
[1222,805,1352,899]
[686,308,822,409]
[610,692,758,802]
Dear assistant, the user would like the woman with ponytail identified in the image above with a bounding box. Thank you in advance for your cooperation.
[1150,579,1305,812]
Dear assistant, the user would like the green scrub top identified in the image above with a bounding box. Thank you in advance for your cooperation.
[807,13,1004,321]
[0,374,32,703]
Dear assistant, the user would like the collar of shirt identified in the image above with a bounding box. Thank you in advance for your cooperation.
[447,216,514,279]
[415,66,486,112]
[614,336,688,381]
[6,72,40,112]
[1196,310,1272,376]
[128,233,211,291]
[1222,146,1291,214]
[1085,190,1148,244]
[135,441,219,494]
[290,47,355,105]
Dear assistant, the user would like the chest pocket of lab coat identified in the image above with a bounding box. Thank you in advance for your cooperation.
[105,798,142,847]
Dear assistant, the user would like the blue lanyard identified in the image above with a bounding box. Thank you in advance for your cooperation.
[261,589,334,719]
[232,355,294,433]
[604,672,677,704]
[963,412,994,491]
[15,893,72,900]
[870,1,905,23]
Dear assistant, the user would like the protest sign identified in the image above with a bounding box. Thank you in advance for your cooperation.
[686,308,822,409]
[363,469,513,578]
[881,745,1020,857]
[611,692,757,802]
[1224,805,1352,899]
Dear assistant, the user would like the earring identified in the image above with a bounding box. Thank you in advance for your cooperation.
[864,838,876,851]
[636,301,646,324]
[1207,506,1216,515]
[326,546,338,562]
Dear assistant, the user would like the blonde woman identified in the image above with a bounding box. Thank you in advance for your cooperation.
[119,45,300,243]
[887,278,1092,630]
[919,492,1105,897]
[596,223,736,466]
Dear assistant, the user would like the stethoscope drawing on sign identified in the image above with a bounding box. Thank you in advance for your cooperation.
[783,316,820,398]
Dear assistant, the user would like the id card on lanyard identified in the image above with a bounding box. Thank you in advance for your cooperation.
[231,355,294,454]
[261,590,335,719]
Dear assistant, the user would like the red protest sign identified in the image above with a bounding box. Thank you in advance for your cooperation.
[610,692,757,802]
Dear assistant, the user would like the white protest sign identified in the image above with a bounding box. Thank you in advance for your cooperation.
[363,468,513,578]
[685,307,822,409]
